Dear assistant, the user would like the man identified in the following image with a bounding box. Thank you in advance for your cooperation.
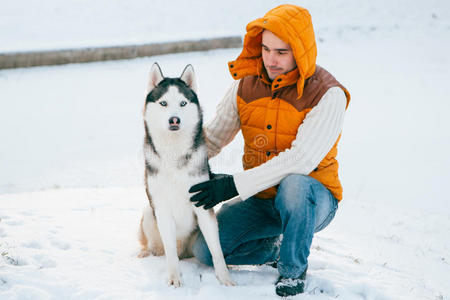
[189,4,350,297]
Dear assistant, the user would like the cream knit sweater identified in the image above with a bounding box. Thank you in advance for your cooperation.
[204,80,347,200]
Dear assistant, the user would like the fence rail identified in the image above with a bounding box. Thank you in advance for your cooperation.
[0,36,242,69]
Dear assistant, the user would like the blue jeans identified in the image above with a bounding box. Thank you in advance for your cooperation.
[192,174,339,278]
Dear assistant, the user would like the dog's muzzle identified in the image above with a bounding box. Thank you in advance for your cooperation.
[169,116,181,131]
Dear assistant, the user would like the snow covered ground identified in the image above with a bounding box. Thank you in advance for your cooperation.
[1,1,450,299]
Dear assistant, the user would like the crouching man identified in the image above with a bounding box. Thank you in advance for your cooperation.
[189,4,351,297]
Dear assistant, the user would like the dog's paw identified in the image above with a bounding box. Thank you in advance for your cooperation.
[216,271,236,286]
[167,273,182,287]
[137,249,151,258]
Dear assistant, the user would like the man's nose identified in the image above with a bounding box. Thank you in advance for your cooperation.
[266,51,277,65]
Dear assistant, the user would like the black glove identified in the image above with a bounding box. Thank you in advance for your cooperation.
[189,174,238,210]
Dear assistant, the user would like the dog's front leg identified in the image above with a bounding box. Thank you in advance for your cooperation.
[195,208,235,286]
[154,211,182,287]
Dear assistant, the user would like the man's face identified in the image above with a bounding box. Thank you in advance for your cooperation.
[261,30,296,81]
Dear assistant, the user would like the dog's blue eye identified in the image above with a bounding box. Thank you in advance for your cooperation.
[159,101,167,107]
[180,101,187,107]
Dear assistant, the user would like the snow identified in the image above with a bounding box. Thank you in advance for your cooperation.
[1,0,450,299]
[1,0,449,52]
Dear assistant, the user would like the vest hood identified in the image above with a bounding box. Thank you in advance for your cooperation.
[228,4,317,99]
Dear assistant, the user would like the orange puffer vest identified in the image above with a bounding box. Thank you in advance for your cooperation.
[228,5,350,200]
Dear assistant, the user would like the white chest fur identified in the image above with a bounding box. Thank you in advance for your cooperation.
[145,137,209,240]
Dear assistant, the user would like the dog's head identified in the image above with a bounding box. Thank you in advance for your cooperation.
[144,63,202,134]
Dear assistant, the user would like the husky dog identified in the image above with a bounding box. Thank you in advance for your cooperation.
[138,63,234,287]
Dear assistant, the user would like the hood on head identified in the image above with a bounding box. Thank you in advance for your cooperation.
[228,4,317,99]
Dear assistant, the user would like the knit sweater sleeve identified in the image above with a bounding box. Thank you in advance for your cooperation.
[204,80,241,158]
[233,86,347,200]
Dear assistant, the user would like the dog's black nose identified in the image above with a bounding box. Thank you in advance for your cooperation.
[169,116,180,125]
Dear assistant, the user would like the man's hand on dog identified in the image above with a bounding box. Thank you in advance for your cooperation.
[189,174,238,209]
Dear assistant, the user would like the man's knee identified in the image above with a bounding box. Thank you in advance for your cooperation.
[280,174,315,188]
[276,174,316,211]
[192,233,213,266]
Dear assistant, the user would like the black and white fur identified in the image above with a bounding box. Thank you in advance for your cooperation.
[138,63,234,287]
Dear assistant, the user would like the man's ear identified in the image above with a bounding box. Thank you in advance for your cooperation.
[180,64,197,93]
[147,63,164,93]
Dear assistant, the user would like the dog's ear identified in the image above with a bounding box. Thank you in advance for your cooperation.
[147,63,164,93]
[180,64,197,93]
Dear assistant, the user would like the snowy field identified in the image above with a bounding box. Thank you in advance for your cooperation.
[1,1,450,299]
